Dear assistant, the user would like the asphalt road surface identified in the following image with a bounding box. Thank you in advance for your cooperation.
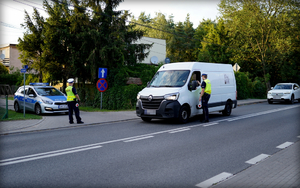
[1,102,299,187]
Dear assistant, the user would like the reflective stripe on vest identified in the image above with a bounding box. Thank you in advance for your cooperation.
[65,86,76,101]
[204,79,211,94]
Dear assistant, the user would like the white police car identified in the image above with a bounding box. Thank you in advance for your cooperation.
[267,83,300,104]
[14,83,68,115]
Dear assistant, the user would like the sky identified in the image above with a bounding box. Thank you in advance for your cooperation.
[0,0,221,45]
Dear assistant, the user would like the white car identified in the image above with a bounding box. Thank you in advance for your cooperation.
[267,83,300,104]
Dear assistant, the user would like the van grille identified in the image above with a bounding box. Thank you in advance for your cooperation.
[141,96,164,109]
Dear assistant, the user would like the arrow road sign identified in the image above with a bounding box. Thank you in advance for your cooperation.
[96,78,108,92]
[98,68,107,79]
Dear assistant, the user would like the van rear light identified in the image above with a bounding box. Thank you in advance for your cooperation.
[236,91,237,100]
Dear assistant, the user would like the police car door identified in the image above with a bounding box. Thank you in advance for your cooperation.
[27,88,37,111]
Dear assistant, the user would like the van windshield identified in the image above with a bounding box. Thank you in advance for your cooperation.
[149,70,190,87]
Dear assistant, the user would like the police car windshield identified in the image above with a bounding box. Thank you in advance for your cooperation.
[35,87,64,96]
[149,70,190,87]
[274,84,292,90]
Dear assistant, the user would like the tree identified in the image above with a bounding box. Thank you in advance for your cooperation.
[197,19,232,64]
[219,0,300,89]
[17,8,46,82]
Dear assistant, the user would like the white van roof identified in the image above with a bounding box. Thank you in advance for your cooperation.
[158,62,233,72]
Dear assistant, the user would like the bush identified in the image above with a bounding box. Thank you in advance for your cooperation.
[235,72,267,99]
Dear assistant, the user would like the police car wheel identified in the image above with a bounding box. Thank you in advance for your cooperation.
[14,102,20,112]
[35,104,42,115]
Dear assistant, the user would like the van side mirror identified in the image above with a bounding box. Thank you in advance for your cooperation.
[29,94,35,98]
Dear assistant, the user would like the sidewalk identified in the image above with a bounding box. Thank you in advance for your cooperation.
[1,98,299,187]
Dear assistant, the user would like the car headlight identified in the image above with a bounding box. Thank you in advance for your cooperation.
[164,93,180,100]
[137,93,140,100]
[42,99,53,105]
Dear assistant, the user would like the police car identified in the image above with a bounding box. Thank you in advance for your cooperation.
[14,83,68,115]
[267,83,300,104]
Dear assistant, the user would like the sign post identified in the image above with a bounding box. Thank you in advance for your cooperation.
[97,68,108,109]
[21,67,27,117]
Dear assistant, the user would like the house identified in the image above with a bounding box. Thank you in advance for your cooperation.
[0,44,23,72]
[0,36,167,73]
[134,37,166,65]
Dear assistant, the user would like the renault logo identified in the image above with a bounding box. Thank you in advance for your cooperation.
[148,95,153,102]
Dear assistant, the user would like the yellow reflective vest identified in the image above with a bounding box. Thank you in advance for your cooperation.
[204,79,211,94]
[65,86,76,101]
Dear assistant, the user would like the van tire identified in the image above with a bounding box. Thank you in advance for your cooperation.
[178,106,189,124]
[222,102,232,116]
[141,117,152,122]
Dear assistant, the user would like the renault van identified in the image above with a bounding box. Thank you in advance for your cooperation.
[136,62,237,123]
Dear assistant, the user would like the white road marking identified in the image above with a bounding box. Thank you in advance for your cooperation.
[276,142,294,149]
[246,154,270,164]
[195,172,233,188]
[226,105,300,122]
[0,145,102,166]
[2,105,299,166]
[169,128,190,133]
[123,136,154,142]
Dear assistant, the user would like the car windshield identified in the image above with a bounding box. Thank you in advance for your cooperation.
[35,87,64,96]
[274,84,292,90]
[149,70,190,87]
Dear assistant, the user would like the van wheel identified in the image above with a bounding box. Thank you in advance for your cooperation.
[35,104,42,115]
[222,102,232,116]
[141,117,152,122]
[268,99,273,104]
[14,102,20,112]
[178,106,189,124]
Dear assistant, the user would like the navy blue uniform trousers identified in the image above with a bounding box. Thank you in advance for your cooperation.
[67,101,81,123]
[202,93,210,121]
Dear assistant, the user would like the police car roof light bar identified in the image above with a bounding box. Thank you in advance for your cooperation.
[29,83,49,86]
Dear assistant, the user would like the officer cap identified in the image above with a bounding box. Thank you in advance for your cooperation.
[67,78,74,83]
[202,74,207,76]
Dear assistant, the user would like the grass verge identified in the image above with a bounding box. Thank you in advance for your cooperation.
[0,107,42,121]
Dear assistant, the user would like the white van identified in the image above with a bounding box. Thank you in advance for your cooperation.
[136,62,237,123]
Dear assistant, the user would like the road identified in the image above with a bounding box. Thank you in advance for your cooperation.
[0,102,299,187]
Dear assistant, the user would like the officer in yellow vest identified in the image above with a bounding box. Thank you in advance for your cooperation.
[199,74,211,122]
[65,78,84,124]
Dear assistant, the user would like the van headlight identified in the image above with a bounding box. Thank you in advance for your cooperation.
[137,93,140,100]
[284,92,291,94]
[164,93,180,100]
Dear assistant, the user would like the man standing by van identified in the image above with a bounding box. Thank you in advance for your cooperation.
[199,74,211,122]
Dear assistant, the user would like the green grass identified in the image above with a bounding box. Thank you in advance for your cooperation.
[0,107,42,121]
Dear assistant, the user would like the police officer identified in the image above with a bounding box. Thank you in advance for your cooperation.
[65,78,84,124]
[199,73,211,122]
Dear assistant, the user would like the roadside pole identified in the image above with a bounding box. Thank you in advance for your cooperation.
[21,66,28,117]
[97,68,108,110]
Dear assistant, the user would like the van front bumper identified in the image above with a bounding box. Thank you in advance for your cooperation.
[136,100,181,119]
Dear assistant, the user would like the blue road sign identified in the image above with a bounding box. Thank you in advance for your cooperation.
[98,68,107,79]
[165,58,170,64]
[21,68,27,73]
[96,78,108,92]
